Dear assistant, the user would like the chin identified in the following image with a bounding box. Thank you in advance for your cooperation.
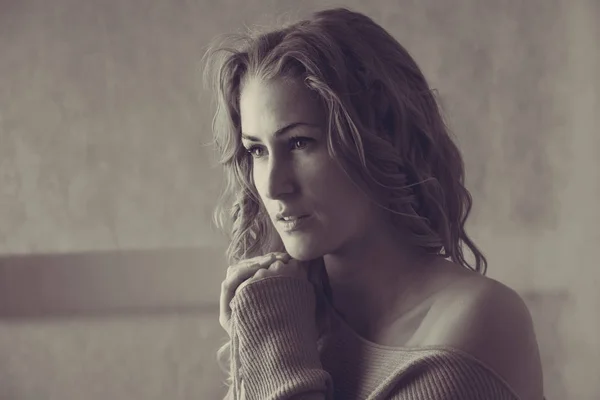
[281,237,324,261]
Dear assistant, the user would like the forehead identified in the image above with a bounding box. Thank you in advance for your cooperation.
[239,77,325,136]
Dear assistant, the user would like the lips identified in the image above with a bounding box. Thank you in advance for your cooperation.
[275,211,309,221]
[277,214,312,232]
[279,215,307,222]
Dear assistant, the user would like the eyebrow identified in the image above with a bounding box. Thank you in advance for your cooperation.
[241,122,320,142]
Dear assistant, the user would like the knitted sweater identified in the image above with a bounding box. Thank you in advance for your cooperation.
[226,275,524,400]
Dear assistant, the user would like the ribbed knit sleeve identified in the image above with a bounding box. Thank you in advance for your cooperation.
[228,276,334,400]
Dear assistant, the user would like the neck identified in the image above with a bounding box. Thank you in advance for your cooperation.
[323,224,436,332]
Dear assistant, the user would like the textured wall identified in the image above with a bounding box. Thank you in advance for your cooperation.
[0,0,598,399]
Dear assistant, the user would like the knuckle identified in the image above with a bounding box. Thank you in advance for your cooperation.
[254,268,270,278]
[225,265,236,278]
[270,260,285,269]
[222,275,234,287]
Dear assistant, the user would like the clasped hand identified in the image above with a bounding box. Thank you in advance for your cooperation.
[219,252,314,337]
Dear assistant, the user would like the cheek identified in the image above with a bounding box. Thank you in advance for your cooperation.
[311,173,362,219]
[318,168,360,202]
[251,163,268,196]
[320,172,373,223]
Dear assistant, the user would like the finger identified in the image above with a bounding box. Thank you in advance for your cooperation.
[273,252,292,262]
[235,260,286,295]
[267,259,287,271]
[227,252,290,279]
[239,253,276,268]
[252,267,273,280]
[232,259,287,297]
[226,253,276,278]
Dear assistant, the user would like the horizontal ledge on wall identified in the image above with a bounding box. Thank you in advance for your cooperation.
[0,246,227,319]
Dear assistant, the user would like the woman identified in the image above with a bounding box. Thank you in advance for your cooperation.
[203,7,544,400]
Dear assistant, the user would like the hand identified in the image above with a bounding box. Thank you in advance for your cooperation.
[235,254,313,294]
[220,251,311,337]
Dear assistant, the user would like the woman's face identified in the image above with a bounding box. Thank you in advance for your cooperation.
[239,76,384,261]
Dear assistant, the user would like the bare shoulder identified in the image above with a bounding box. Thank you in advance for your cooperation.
[424,269,544,399]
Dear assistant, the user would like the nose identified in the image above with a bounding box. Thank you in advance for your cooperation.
[263,155,295,200]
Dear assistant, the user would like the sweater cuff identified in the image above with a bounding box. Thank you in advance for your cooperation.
[230,276,332,399]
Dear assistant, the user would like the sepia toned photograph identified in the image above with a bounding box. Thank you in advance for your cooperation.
[0,1,598,399]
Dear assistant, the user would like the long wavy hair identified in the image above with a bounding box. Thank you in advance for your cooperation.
[202,7,487,393]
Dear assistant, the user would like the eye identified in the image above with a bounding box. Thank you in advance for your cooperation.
[244,136,313,159]
[246,145,265,158]
[289,136,312,150]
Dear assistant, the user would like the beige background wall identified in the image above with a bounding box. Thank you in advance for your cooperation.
[1,0,598,398]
